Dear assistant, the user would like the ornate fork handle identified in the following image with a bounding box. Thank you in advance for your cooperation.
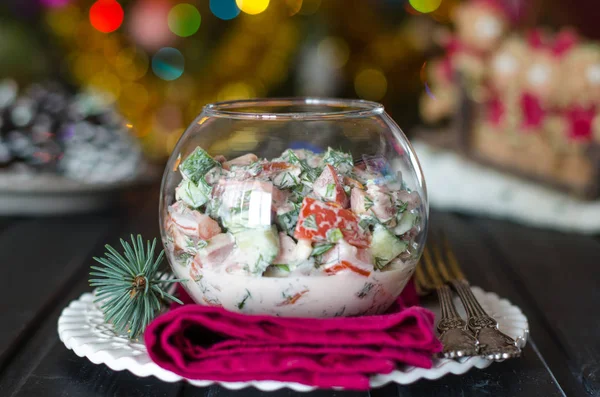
[452,280,521,360]
[436,284,478,358]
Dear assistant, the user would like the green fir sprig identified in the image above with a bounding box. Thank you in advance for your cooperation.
[89,235,183,339]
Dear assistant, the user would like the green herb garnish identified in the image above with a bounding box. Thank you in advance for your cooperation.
[303,214,318,231]
[396,201,408,213]
[273,264,290,272]
[374,256,388,270]
[275,170,301,189]
[311,242,335,257]
[326,228,343,243]
[325,183,335,198]
[237,289,252,309]
[364,195,374,211]
[323,147,353,174]
[277,206,300,235]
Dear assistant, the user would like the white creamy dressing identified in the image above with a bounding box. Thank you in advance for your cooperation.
[170,249,416,317]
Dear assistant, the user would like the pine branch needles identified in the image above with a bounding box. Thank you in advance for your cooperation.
[89,235,183,339]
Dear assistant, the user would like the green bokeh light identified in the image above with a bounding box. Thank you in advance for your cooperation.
[409,0,442,13]
[168,4,201,38]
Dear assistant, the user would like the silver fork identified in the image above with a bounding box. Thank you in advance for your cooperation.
[415,245,478,359]
[433,234,522,360]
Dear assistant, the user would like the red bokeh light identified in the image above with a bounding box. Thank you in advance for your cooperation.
[89,0,124,33]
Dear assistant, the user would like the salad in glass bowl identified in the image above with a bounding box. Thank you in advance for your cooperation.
[160,98,427,317]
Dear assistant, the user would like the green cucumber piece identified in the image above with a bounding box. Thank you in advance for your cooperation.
[276,206,300,235]
[179,147,218,183]
[394,211,418,236]
[175,179,211,209]
[233,225,279,275]
[371,224,408,269]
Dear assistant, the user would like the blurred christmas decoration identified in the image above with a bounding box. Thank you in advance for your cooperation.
[420,0,600,199]
[0,79,143,184]
[18,0,450,160]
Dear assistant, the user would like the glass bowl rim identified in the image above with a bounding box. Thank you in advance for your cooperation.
[203,97,385,120]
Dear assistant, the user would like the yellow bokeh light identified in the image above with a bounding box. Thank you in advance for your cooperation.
[409,0,442,14]
[354,68,387,101]
[89,71,122,101]
[317,37,350,69]
[217,82,256,101]
[121,82,149,107]
[236,0,270,15]
[115,47,149,81]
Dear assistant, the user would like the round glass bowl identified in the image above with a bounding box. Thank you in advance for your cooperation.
[160,98,428,317]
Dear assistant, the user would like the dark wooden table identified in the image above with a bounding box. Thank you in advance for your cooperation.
[0,187,598,397]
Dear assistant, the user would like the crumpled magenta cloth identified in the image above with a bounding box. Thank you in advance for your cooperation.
[144,280,440,391]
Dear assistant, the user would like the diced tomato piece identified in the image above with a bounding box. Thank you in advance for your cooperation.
[325,261,371,277]
[262,162,294,172]
[294,197,370,248]
[342,260,371,277]
[277,290,309,306]
[313,165,349,207]
[202,297,223,307]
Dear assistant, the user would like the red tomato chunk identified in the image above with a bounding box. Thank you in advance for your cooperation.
[294,197,370,248]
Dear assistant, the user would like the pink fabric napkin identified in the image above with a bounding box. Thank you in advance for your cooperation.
[145,281,440,391]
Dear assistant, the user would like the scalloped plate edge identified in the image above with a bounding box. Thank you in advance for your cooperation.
[57,287,528,392]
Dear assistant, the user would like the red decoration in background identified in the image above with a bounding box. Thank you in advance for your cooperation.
[487,97,505,126]
[526,29,578,58]
[520,93,545,130]
[89,0,124,33]
[552,30,578,57]
[566,106,595,141]
[526,29,545,50]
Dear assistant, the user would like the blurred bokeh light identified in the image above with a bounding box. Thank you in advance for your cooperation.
[210,0,240,20]
[89,0,124,33]
[236,0,270,15]
[8,0,591,162]
[409,0,442,14]
[168,4,201,37]
[152,47,185,81]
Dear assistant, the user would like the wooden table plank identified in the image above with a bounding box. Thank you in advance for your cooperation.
[469,215,600,396]
[426,211,572,396]
[0,215,118,371]
[372,345,565,397]
[0,188,184,397]
[0,200,589,396]
[11,347,183,397]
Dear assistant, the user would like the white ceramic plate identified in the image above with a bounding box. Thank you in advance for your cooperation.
[57,286,529,391]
